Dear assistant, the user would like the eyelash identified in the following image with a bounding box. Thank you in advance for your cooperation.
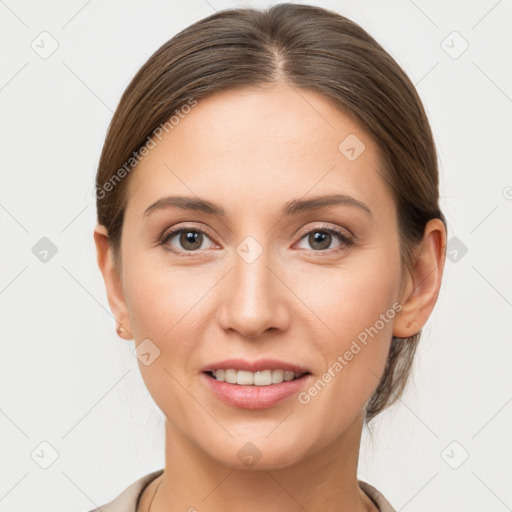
[159,224,354,257]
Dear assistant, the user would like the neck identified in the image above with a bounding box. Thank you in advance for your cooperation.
[146,411,377,512]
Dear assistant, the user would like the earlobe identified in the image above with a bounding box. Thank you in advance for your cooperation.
[93,224,133,339]
[393,218,446,339]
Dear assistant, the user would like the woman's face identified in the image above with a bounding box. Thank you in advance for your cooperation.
[117,83,407,468]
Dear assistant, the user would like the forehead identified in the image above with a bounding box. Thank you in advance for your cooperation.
[125,83,393,220]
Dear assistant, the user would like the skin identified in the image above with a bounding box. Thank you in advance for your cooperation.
[94,82,446,512]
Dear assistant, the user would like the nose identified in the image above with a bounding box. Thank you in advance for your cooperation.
[216,241,290,339]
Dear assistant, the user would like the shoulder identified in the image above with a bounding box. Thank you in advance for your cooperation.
[358,480,396,512]
[85,469,164,512]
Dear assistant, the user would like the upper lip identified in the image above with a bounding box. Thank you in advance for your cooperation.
[201,358,311,374]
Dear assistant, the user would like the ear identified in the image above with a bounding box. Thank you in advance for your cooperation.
[393,218,447,338]
[93,224,133,339]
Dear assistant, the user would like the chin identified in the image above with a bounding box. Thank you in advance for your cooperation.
[204,436,311,471]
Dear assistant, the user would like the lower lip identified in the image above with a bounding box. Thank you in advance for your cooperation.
[201,372,312,409]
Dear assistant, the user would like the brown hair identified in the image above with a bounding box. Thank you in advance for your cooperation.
[95,3,446,424]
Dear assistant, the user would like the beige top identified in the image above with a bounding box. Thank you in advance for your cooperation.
[86,468,396,512]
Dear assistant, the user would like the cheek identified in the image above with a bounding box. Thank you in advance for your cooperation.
[293,248,401,405]
[121,261,206,415]
[122,243,209,338]
[121,255,220,392]
[296,247,401,343]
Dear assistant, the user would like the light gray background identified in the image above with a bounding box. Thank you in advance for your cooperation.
[1,1,511,511]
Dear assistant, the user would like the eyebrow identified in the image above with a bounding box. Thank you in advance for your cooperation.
[143,194,372,218]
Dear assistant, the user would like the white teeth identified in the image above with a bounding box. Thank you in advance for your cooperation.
[237,370,254,385]
[254,370,271,386]
[271,369,284,383]
[225,369,237,384]
[211,369,304,385]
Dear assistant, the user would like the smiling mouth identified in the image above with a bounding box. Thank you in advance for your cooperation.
[204,369,310,386]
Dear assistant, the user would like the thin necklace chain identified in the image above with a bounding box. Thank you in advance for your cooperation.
[147,479,163,512]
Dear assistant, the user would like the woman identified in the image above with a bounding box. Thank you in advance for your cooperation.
[91,3,446,511]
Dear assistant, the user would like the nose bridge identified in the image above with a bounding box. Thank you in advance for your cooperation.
[218,233,286,337]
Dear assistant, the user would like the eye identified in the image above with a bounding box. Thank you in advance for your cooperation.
[295,226,354,254]
[159,224,354,257]
[160,227,217,255]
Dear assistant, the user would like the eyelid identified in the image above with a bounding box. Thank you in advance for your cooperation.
[292,223,354,255]
[159,223,218,252]
[294,222,354,243]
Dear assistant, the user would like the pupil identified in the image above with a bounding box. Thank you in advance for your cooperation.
[181,231,201,249]
[310,231,330,250]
